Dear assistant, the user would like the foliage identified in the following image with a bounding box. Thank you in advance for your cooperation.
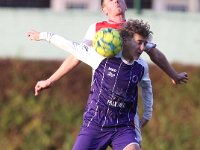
[0,59,200,150]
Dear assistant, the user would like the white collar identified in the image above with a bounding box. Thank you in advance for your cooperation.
[116,51,135,65]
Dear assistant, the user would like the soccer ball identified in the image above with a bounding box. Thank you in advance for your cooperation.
[93,28,122,58]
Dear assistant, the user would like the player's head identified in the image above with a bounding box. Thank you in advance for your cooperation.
[101,0,127,17]
[119,19,153,59]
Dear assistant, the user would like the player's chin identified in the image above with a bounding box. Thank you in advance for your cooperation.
[134,54,141,60]
[133,56,140,60]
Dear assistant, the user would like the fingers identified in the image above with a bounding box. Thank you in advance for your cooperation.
[27,32,31,39]
[34,80,51,96]
[180,72,188,84]
[27,30,39,41]
[171,72,188,85]
[184,72,188,77]
[27,32,35,40]
[35,83,42,96]
[171,79,176,85]
[27,32,34,40]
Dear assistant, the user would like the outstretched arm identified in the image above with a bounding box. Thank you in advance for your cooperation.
[27,31,82,95]
[27,30,102,96]
[34,55,80,96]
[27,30,103,67]
[146,47,188,84]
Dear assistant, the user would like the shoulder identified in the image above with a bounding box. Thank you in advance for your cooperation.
[87,21,105,31]
[83,23,97,41]
[136,58,151,81]
[87,23,96,31]
[96,21,108,26]
[144,42,157,53]
[136,58,148,68]
[96,21,109,32]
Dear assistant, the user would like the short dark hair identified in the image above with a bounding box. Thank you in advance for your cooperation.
[120,19,153,41]
[101,0,104,6]
[101,0,126,7]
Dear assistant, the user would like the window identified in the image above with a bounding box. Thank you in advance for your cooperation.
[125,0,152,9]
[66,3,87,9]
[0,0,50,8]
[167,5,187,12]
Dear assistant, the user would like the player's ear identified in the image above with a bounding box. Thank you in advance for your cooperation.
[102,7,108,16]
[125,4,127,11]
[125,6,127,11]
[124,0,127,11]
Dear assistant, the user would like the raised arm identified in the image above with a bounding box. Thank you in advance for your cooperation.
[28,31,80,56]
[27,30,104,96]
[27,30,103,67]
[146,47,188,84]
[27,31,82,95]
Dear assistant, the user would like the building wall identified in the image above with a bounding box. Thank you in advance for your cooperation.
[0,8,200,64]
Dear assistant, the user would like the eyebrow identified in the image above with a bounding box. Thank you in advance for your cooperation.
[136,40,147,44]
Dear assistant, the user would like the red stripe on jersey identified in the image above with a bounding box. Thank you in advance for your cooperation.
[95,21,124,32]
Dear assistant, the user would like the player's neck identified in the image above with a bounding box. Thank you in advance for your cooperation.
[121,50,135,64]
[108,16,126,24]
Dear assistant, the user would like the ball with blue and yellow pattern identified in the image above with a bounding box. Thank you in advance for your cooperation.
[93,28,122,58]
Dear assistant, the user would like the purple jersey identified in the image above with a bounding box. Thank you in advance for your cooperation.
[84,56,144,129]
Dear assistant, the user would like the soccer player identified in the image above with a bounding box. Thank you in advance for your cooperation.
[28,19,153,150]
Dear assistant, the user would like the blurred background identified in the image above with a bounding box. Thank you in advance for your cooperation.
[0,0,200,150]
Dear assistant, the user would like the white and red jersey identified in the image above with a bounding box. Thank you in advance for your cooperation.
[83,20,156,52]
[83,20,124,42]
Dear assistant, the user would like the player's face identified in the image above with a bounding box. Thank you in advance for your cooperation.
[134,34,147,52]
[102,0,127,17]
[130,34,147,60]
[122,33,146,60]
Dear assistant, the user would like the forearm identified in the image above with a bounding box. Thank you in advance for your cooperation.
[39,32,103,69]
[40,32,78,55]
[47,55,80,86]
[141,80,153,120]
[147,48,177,79]
[142,89,153,120]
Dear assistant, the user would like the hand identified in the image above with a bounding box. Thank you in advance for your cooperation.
[171,72,188,85]
[140,117,149,128]
[27,30,40,41]
[35,79,51,96]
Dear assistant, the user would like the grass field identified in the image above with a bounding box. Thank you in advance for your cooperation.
[0,58,200,150]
